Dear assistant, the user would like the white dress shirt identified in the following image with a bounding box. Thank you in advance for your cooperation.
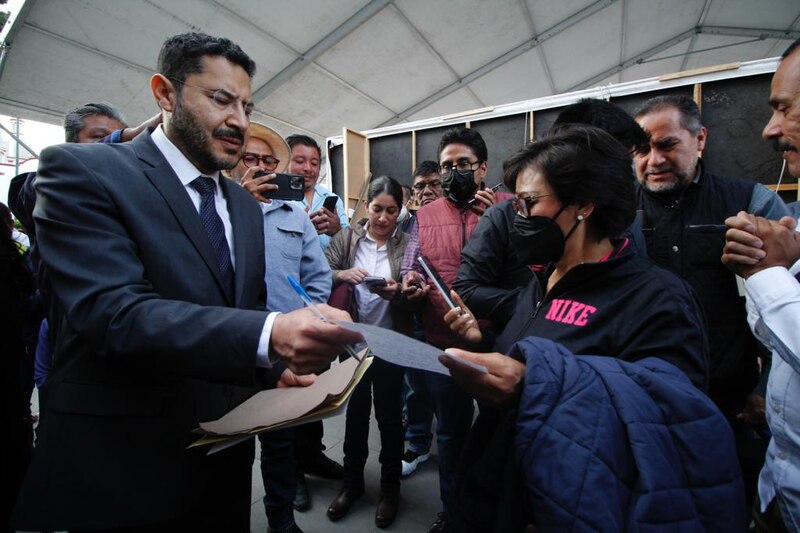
[746,262,800,530]
[353,225,393,329]
[151,126,277,368]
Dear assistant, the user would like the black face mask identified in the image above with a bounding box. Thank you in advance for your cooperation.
[442,169,479,206]
[510,205,581,265]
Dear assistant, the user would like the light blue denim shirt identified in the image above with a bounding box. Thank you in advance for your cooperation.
[746,261,800,530]
[262,200,332,312]
[294,183,349,251]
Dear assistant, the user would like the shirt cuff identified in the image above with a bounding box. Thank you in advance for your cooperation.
[255,311,281,368]
[746,267,796,311]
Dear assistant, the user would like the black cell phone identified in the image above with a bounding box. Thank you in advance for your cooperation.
[363,276,387,287]
[418,255,456,309]
[255,172,305,201]
[322,195,339,212]
[467,182,503,206]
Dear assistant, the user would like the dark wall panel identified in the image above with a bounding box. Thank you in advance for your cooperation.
[328,73,786,201]
[701,74,780,184]
[370,133,413,186]
[532,108,561,139]
[416,125,463,165]
[611,86,694,117]
[328,143,344,198]
[471,114,528,187]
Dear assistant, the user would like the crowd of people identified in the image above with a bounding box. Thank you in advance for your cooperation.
[2,30,800,533]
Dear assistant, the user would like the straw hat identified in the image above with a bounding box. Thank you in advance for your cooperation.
[248,122,291,173]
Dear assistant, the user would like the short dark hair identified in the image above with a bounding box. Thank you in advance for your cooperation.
[438,126,488,162]
[502,125,636,240]
[781,38,800,59]
[553,98,648,152]
[413,160,440,178]
[634,95,702,135]
[157,32,256,89]
[286,134,321,159]
[63,102,127,143]
[367,175,403,208]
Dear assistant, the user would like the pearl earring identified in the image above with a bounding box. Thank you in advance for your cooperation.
[577,214,585,221]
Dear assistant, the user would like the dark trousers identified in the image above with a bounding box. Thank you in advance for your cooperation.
[421,370,474,512]
[343,357,405,492]
[259,428,297,530]
[294,420,324,468]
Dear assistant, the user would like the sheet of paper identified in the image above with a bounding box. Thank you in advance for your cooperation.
[335,321,453,375]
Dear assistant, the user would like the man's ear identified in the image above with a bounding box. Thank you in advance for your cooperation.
[695,126,707,154]
[151,74,176,112]
[476,160,488,183]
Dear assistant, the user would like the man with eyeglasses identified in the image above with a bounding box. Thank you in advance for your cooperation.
[399,160,441,234]
[231,121,331,533]
[11,32,360,532]
[399,126,509,532]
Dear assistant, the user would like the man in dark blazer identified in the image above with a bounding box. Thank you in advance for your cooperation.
[11,32,360,532]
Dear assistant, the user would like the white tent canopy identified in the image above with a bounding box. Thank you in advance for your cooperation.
[0,0,798,148]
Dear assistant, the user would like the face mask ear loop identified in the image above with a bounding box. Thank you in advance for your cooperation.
[562,208,584,243]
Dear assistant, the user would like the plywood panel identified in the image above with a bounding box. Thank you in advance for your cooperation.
[343,128,370,223]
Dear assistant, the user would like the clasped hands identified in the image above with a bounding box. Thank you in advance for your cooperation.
[722,211,800,278]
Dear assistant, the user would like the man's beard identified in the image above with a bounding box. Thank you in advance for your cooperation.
[641,166,694,195]
[170,97,244,172]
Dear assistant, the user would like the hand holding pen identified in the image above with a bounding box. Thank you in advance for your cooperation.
[287,275,364,362]
[268,276,364,374]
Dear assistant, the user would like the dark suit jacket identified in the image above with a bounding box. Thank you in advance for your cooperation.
[12,131,269,530]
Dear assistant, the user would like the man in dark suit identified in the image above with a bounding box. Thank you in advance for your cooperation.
[11,32,360,532]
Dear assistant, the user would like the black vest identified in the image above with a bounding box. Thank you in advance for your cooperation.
[637,165,757,413]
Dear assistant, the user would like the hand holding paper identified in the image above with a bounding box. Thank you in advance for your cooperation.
[271,305,362,374]
[439,349,524,407]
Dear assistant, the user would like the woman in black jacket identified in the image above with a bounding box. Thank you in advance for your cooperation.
[439,126,711,532]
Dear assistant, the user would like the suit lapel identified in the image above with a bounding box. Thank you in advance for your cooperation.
[133,132,233,305]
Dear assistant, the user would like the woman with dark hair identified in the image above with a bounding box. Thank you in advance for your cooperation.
[324,176,412,528]
[447,125,707,384]
[437,126,743,532]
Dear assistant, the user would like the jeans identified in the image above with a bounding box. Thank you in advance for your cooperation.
[419,370,474,512]
[404,368,434,455]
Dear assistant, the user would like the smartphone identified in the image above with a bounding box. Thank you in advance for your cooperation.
[322,195,339,213]
[467,182,503,206]
[363,276,387,287]
[256,172,305,201]
[417,255,456,309]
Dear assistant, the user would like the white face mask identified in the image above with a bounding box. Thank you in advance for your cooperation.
[397,205,409,222]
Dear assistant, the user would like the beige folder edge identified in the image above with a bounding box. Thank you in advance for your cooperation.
[190,351,372,454]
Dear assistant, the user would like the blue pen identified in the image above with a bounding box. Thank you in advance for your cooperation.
[287,275,362,361]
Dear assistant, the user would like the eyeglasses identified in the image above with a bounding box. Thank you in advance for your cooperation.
[241,152,280,171]
[169,77,255,117]
[439,159,483,174]
[515,193,556,217]
[412,179,443,191]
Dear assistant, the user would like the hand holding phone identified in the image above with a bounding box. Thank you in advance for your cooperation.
[363,276,387,287]
[256,172,305,201]
[467,182,503,207]
[418,255,456,309]
[322,195,339,213]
